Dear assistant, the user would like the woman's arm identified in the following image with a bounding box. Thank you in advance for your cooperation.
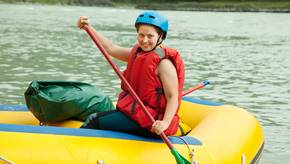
[151,59,179,135]
[77,16,131,62]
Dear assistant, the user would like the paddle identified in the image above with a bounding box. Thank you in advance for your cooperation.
[82,25,191,164]
[182,80,210,97]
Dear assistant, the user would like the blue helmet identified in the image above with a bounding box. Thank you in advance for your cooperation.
[135,11,168,40]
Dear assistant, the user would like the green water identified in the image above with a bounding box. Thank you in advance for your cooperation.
[1,4,290,163]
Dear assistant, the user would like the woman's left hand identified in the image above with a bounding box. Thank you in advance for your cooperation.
[151,120,170,135]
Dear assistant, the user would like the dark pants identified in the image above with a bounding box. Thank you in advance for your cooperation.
[81,110,160,138]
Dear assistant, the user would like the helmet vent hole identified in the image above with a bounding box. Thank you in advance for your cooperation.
[140,14,144,17]
[149,15,155,19]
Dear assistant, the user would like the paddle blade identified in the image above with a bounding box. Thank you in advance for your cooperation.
[171,148,192,164]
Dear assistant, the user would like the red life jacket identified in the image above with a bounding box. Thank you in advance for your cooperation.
[116,45,185,135]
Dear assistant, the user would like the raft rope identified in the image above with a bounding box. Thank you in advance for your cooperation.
[177,136,199,164]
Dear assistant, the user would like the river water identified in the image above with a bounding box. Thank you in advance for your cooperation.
[0,4,289,163]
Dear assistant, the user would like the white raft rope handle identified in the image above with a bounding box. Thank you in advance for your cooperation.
[39,122,47,126]
[176,136,199,164]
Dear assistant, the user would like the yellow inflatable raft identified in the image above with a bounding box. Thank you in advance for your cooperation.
[0,97,264,164]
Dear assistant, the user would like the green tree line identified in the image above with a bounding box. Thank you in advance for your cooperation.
[1,0,290,12]
[2,0,290,5]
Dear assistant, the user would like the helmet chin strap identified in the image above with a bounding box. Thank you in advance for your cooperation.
[141,34,163,52]
[151,35,163,51]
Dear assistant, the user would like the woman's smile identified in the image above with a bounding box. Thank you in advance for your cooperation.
[137,24,160,51]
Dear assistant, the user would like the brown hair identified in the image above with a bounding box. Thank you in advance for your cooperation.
[136,24,163,37]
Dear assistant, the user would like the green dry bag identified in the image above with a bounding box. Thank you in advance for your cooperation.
[24,81,114,123]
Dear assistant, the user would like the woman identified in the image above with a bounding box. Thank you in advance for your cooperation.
[77,11,190,138]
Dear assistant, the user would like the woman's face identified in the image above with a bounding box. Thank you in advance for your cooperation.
[137,24,161,52]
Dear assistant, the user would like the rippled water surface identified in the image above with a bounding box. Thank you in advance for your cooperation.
[1,4,290,163]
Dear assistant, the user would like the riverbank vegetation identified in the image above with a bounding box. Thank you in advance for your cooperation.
[1,0,290,12]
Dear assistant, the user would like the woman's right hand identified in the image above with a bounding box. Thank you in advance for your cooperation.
[77,16,90,29]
